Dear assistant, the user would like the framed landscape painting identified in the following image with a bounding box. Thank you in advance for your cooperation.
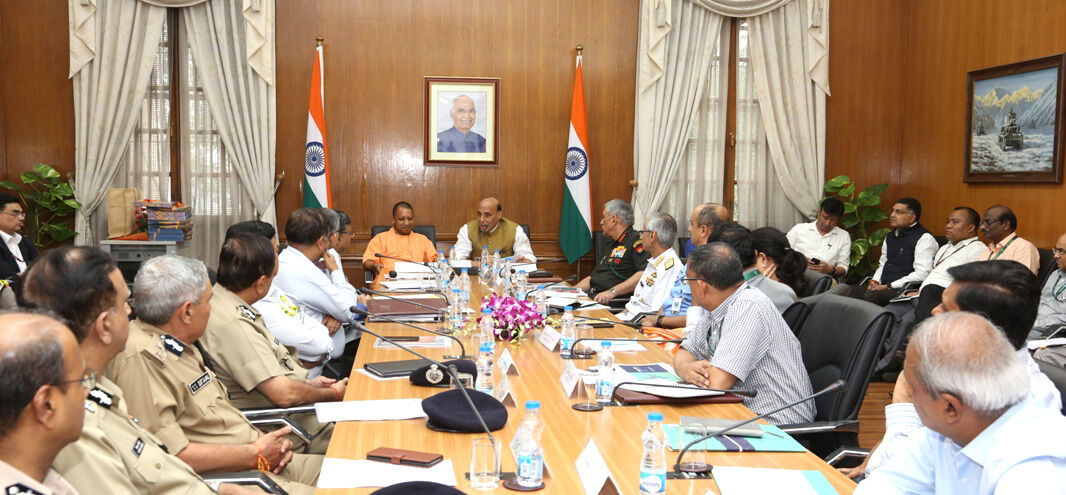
[424,77,499,166]
[964,54,1066,183]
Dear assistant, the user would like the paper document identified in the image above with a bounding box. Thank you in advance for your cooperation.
[546,295,579,307]
[451,259,472,268]
[317,458,457,489]
[615,378,723,398]
[382,279,437,291]
[712,466,836,495]
[512,262,538,273]
[373,336,452,349]
[618,363,681,381]
[583,340,647,352]
[1028,337,1066,350]
[393,261,435,274]
[314,399,427,422]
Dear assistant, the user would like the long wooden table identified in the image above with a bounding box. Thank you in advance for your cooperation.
[322,281,856,494]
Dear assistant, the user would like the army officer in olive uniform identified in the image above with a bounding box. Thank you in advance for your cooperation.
[18,246,259,494]
[201,233,345,454]
[575,200,651,304]
[108,255,322,495]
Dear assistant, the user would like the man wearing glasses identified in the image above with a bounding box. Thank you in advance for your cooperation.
[1032,233,1066,350]
[671,243,814,425]
[0,312,87,495]
[977,205,1039,274]
[0,194,38,284]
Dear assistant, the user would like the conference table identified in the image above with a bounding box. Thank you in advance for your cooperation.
[322,279,857,494]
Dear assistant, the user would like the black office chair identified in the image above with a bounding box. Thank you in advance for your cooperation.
[677,236,691,258]
[933,235,948,248]
[801,269,834,298]
[779,294,892,458]
[519,223,531,238]
[1038,248,1056,287]
[1036,358,1066,415]
[782,300,812,336]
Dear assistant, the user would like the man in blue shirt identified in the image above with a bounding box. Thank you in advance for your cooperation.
[437,95,486,153]
[856,311,1066,494]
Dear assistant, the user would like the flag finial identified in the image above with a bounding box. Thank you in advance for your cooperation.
[575,45,583,56]
[316,36,324,47]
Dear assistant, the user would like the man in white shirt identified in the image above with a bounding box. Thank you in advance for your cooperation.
[855,311,1066,494]
[273,209,363,375]
[618,212,684,321]
[0,193,37,283]
[851,198,938,306]
[453,197,535,263]
[787,197,851,278]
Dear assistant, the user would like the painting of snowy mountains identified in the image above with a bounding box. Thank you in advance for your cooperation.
[965,54,1065,183]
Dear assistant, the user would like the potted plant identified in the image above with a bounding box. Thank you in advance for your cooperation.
[0,163,81,251]
[823,175,891,283]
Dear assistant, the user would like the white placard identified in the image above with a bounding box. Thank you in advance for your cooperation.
[497,348,520,375]
[560,360,580,398]
[575,439,620,495]
[537,327,561,351]
[495,375,518,407]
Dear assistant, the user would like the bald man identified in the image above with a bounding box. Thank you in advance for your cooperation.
[683,203,729,256]
[437,95,486,153]
[453,197,535,263]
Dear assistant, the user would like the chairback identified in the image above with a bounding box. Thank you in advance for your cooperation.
[782,300,812,336]
[370,225,437,245]
[801,269,834,298]
[796,294,891,423]
[1036,358,1066,415]
[1038,248,1056,287]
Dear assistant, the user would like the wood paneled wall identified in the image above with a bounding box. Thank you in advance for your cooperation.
[274,0,639,277]
[827,0,1066,248]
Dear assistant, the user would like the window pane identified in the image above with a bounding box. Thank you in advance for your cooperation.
[119,9,171,201]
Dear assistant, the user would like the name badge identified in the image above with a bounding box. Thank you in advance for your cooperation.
[5,483,45,495]
[188,371,211,395]
[132,438,145,457]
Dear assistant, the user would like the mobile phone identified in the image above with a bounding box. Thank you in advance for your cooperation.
[809,258,821,265]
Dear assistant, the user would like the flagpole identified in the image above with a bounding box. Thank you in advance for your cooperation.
[316,36,323,47]
[576,44,583,57]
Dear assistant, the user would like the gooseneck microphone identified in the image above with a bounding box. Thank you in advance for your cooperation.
[351,306,470,359]
[357,287,447,313]
[565,337,683,359]
[673,379,846,474]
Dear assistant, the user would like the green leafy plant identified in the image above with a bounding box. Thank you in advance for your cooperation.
[824,175,891,283]
[0,163,81,250]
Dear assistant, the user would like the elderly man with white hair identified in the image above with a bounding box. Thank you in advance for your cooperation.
[856,311,1066,493]
[618,212,684,322]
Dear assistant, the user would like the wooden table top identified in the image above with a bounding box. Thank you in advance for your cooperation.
[321,280,856,494]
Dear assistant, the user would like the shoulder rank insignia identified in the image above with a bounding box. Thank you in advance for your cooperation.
[633,239,644,253]
[664,257,675,270]
[87,387,113,408]
[238,305,258,322]
[161,334,185,357]
[5,483,45,495]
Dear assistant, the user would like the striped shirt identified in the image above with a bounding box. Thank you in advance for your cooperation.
[681,284,815,424]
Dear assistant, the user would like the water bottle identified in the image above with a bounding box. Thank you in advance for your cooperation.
[438,259,450,291]
[515,400,545,488]
[560,306,576,357]
[639,412,668,495]
[490,250,501,288]
[459,268,471,306]
[596,342,614,404]
[515,270,529,300]
[479,308,495,352]
[479,246,490,283]
[449,288,464,333]
[449,245,456,265]
[475,340,494,396]
[499,258,513,294]
[437,250,446,271]
[535,290,548,319]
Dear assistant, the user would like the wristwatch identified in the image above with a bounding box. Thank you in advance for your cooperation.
[610,287,617,296]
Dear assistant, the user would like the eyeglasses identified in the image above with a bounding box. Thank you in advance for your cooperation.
[0,210,25,218]
[681,277,707,284]
[56,369,100,390]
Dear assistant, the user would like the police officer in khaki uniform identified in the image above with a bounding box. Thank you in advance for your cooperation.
[201,233,345,454]
[107,255,322,495]
[576,200,651,303]
[18,247,261,495]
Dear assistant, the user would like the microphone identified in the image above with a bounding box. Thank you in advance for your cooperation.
[566,337,682,359]
[375,253,443,278]
[609,381,757,403]
[349,321,496,446]
[673,379,846,474]
[350,306,470,359]
[357,287,448,313]
[572,315,643,330]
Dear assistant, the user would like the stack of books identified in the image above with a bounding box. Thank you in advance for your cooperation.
[135,201,193,241]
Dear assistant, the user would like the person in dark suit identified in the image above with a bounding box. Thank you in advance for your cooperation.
[0,194,37,283]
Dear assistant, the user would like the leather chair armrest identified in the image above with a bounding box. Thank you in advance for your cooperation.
[242,412,313,445]
[824,445,871,467]
[242,404,317,418]
[201,471,288,494]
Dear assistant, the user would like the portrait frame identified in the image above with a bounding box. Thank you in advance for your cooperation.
[964,54,1066,183]
[424,77,500,167]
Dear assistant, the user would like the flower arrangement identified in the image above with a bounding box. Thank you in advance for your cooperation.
[477,293,546,342]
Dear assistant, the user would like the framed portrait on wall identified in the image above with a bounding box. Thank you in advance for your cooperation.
[964,54,1066,183]
[424,77,500,166]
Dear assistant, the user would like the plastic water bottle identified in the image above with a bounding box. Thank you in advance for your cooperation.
[479,308,495,352]
[449,245,456,265]
[475,340,494,396]
[490,250,501,287]
[639,412,668,495]
[499,258,513,294]
[515,400,545,488]
[449,288,464,333]
[560,306,576,357]
[596,342,614,404]
[535,290,548,319]
[438,259,450,291]
[437,250,446,271]
[479,246,490,283]
[459,268,471,306]
[515,270,529,300]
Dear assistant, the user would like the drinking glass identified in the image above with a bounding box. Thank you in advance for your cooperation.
[572,368,603,411]
[572,324,596,359]
[450,372,473,390]
[678,423,711,473]
[469,437,501,490]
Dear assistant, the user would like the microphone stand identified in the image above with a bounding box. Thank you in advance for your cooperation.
[565,337,682,360]
[352,307,471,360]
[672,379,846,475]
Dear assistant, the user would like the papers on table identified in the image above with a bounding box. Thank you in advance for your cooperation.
[546,295,579,307]
[450,259,472,269]
[393,261,435,274]
[663,424,806,452]
[373,336,452,349]
[381,279,437,291]
[583,340,647,352]
[317,458,457,489]
[1028,337,1066,350]
[314,399,427,422]
[617,362,681,381]
[712,466,836,495]
[615,378,723,399]
[512,262,538,273]
[355,368,407,381]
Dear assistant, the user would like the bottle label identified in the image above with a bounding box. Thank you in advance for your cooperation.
[639,471,666,493]
[596,378,612,397]
[517,454,542,481]
[560,337,574,351]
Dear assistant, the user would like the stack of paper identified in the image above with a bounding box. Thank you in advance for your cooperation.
[381,279,437,291]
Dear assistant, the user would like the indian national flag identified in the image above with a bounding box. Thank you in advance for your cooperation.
[303,43,331,208]
[559,53,593,264]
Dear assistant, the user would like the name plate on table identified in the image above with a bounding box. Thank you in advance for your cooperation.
[576,439,620,495]
[497,348,520,376]
[560,360,580,398]
[537,327,561,351]
[495,375,518,407]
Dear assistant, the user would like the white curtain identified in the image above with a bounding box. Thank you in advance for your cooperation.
[748,0,829,219]
[734,20,805,229]
[71,1,166,245]
[633,0,725,225]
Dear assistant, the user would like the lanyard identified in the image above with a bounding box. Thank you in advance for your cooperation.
[705,319,722,358]
[743,268,759,282]
[934,239,978,267]
[988,236,1018,261]
[1054,273,1066,302]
